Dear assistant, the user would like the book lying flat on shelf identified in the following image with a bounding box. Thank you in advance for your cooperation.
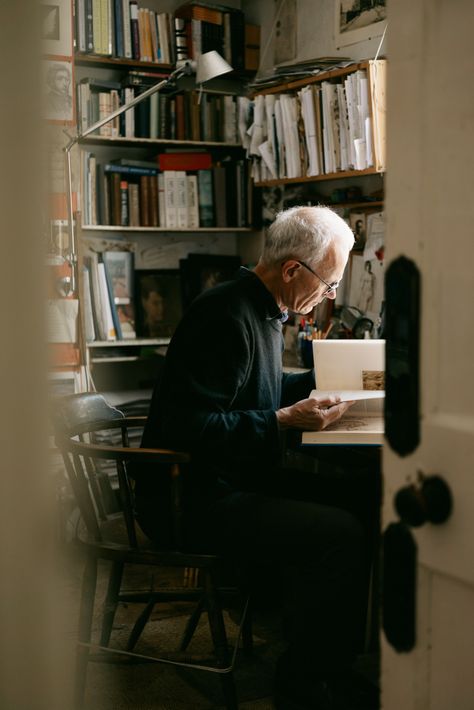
[302,339,385,446]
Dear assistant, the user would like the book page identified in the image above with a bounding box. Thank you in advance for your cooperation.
[310,389,384,402]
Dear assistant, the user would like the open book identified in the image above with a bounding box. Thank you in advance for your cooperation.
[301,340,385,446]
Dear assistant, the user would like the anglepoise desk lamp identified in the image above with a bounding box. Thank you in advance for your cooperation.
[62,50,233,298]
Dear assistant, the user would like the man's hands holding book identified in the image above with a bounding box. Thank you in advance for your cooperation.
[276,395,354,431]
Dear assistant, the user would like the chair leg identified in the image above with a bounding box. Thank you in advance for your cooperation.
[179,595,206,651]
[126,598,155,652]
[241,599,253,657]
[75,555,98,710]
[100,561,123,647]
[204,571,238,710]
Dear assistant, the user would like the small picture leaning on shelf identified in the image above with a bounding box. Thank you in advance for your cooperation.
[179,253,241,309]
[135,270,182,338]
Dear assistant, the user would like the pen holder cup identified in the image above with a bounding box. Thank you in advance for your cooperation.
[300,338,313,369]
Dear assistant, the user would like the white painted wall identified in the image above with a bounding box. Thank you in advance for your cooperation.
[243,0,387,74]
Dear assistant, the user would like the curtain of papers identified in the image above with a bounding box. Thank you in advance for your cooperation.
[244,67,380,182]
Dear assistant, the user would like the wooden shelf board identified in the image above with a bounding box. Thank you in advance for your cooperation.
[254,168,383,187]
[82,225,254,232]
[317,200,384,209]
[75,53,173,71]
[252,60,374,96]
[78,135,243,148]
[87,338,170,348]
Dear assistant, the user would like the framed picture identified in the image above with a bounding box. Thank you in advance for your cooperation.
[135,270,183,339]
[41,0,73,57]
[42,58,75,124]
[335,1,387,49]
[179,253,241,308]
[347,253,384,321]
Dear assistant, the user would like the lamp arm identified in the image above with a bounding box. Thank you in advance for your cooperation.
[62,62,192,296]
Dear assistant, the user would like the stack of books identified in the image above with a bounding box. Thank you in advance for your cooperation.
[82,153,254,229]
[75,0,175,63]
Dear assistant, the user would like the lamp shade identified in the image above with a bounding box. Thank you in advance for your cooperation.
[195,50,233,84]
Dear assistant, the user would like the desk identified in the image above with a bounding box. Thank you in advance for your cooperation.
[284,434,382,653]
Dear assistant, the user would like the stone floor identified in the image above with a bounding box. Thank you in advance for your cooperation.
[60,548,380,710]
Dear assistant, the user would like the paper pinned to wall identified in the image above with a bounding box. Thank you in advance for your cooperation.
[47,299,78,343]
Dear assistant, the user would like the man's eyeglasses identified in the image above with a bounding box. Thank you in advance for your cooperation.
[297,260,339,296]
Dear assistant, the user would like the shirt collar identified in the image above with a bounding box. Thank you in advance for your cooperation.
[237,266,287,323]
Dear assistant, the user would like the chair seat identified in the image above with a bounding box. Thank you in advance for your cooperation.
[76,514,226,569]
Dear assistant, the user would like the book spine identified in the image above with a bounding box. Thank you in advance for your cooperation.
[175,94,185,141]
[104,163,157,176]
[149,9,158,63]
[98,92,112,136]
[100,0,112,55]
[154,12,162,61]
[197,169,214,227]
[149,175,159,226]
[128,183,140,226]
[139,175,150,226]
[175,171,188,229]
[212,165,227,227]
[92,0,101,53]
[76,0,86,53]
[129,0,139,59]
[158,173,166,227]
[97,262,117,340]
[186,175,199,229]
[164,170,178,228]
[110,172,121,225]
[84,0,94,51]
[114,0,124,57]
[84,254,106,340]
[89,154,97,225]
[174,16,188,62]
[120,180,129,225]
[122,0,132,57]
[101,261,122,339]
[81,265,96,342]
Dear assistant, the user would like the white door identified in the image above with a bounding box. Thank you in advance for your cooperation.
[382,1,474,709]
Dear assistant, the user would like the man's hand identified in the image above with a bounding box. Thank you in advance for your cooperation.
[276,395,354,431]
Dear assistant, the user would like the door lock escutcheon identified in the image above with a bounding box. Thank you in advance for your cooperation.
[394,473,453,527]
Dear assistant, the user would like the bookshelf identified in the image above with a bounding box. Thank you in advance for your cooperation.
[72,2,260,392]
[247,59,387,346]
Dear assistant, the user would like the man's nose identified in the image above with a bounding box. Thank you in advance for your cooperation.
[326,290,337,300]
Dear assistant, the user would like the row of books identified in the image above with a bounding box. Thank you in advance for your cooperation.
[75,0,176,64]
[83,250,137,342]
[77,77,241,142]
[174,2,245,71]
[81,157,253,228]
[83,250,243,343]
[247,64,386,182]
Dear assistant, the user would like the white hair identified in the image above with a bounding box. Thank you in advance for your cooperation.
[260,205,354,268]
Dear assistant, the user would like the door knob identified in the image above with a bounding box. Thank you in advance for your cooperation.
[394,474,453,527]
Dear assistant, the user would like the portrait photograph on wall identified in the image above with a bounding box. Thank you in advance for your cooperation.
[335,0,387,48]
[135,270,183,339]
[41,0,73,57]
[42,58,74,124]
[179,253,242,309]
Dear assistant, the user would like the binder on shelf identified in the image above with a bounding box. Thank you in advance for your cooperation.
[164,170,178,228]
[197,169,214,227]
[186,175,199,229]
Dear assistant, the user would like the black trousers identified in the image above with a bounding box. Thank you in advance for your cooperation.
[187,463,374,680]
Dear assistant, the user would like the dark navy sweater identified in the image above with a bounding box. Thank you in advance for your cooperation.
[138,268,314,502]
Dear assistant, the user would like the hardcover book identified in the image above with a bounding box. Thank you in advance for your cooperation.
[301,339,385,446]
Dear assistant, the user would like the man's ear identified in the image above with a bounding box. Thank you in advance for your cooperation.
[281,259,300,282]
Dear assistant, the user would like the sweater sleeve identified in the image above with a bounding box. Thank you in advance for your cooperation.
[161,314,280,457]
[280,368,315,407]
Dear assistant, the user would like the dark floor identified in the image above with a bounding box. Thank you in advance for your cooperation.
[60,547,380,710]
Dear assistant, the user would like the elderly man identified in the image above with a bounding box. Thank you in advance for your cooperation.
[137,206,366,709]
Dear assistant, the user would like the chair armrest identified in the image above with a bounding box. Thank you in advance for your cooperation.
[57,436,190,465]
